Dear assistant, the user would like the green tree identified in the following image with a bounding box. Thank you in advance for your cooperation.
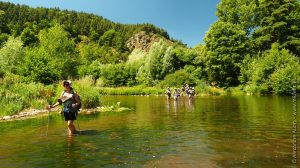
[240,43,300,94]
[253,0,300,55]
[21,47,60,84]
[160,69,197,87]
[0,37,24,74]
[77,38,101,64]
[101,63,137,87]
[216,0,259,35]
[99,29,125,51]
[192,44,207,79]
[20,26,38,46]
[204,21,248,87]
[38,25,78,79]
[148,40,168,80]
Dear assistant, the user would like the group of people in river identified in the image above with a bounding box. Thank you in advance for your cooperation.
[46,80,195,135]
[165,84,195,100]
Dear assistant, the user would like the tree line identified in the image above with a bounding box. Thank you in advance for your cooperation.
[0,0,299,95]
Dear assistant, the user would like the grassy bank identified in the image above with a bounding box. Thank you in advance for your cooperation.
[98,86,165,95]
[0,74,277,117]
[0,74,55,116]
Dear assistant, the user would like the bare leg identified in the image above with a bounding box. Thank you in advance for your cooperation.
[67,120,77,135]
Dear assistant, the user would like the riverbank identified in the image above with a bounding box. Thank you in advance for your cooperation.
[0,103,132,122]
[0,74,258,118]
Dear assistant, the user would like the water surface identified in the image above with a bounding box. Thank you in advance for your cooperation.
[0,95,299,167]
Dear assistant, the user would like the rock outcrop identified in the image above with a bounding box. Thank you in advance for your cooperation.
[126,31,161,52]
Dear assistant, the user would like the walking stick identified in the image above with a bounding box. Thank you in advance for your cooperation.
[45,105,51,137]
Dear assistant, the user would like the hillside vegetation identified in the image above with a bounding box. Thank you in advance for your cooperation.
[0,1,299,115]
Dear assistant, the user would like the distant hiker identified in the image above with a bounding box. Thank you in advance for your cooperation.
[188,87,195,99]
[173,88,180,101]
[181,85,185,96]
[166,87,171,100]
[49,80,81,135]
[185,84,190,96]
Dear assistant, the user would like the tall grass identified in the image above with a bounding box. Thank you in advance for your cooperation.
[98,86,165,95]
[0,74,56,116]
[74,77,101,108]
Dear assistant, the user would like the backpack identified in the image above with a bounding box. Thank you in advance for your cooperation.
[73,91,82,110]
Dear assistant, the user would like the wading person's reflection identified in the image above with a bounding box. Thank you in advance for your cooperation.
[64,135,75,167]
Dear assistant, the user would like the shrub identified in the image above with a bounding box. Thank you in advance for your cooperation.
[160,70,197,87]
[270,62,300,95]
[73,82,101,108]
[240,43,300,95]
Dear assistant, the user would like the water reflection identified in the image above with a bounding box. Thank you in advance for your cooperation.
[0,95,298,167]
[64,135,76,167]
[173,99,179,115]
[186,98,195,112]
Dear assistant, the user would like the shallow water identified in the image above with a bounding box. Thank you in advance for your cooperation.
[0,95,299,167]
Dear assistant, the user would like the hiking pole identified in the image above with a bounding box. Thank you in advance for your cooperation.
[75,111,81,134]
[45,105,51,137]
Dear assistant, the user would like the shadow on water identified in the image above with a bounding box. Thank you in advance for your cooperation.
[77,129,100,136]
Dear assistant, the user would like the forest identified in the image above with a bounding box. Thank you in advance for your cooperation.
[0,0,299,115]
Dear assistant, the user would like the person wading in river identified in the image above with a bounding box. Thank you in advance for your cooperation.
[48,80,81,135]
[166,87,171,100]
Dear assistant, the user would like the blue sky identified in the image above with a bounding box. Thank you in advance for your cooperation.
[2,0,220,47]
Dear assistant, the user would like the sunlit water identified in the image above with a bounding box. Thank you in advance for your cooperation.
[0,95,299,167]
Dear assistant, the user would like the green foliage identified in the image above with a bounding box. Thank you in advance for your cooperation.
[253,0,300,55]
[20,25,78,84]
[240,43,300,94]
[99,29,125,51]
[101,63,138,87]
[20,26,38,46]
[73,80,101,108]
[21,47,60,84]
[148,40,168,80]
[0,73,56,116]
[135,40,200,86]
[216,0,259,35]
[98,86,164,95]
[77,35,128,65]
[0,0,298,101]
[0,1,170,46]
[204,21,248,87]
[269,62,299,95]
[160,70,197,88]
[78,60,102,81]
[0,37,24,74]
[0,33,9,46]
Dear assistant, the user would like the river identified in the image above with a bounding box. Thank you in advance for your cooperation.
[0,95,298,167]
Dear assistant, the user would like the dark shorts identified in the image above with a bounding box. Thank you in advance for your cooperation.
[63,107,78,121]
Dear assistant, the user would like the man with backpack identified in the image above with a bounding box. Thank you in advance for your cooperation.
[49,80,81,135]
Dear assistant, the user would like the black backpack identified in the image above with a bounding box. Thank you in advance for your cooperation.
[73,91,82,110]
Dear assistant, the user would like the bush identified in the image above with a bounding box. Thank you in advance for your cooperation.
[240,43,300,95]
[101,63,138,87]
[270,63,300,95]
[0,74,55,116]
[98,86,164,95]
[73,82,101,108]
[160,70,197,87]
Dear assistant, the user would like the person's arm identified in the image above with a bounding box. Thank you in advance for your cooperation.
[50,101,60,108]
[49,94,63,109]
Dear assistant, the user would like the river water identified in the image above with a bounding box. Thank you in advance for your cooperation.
[0,95,299,167]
